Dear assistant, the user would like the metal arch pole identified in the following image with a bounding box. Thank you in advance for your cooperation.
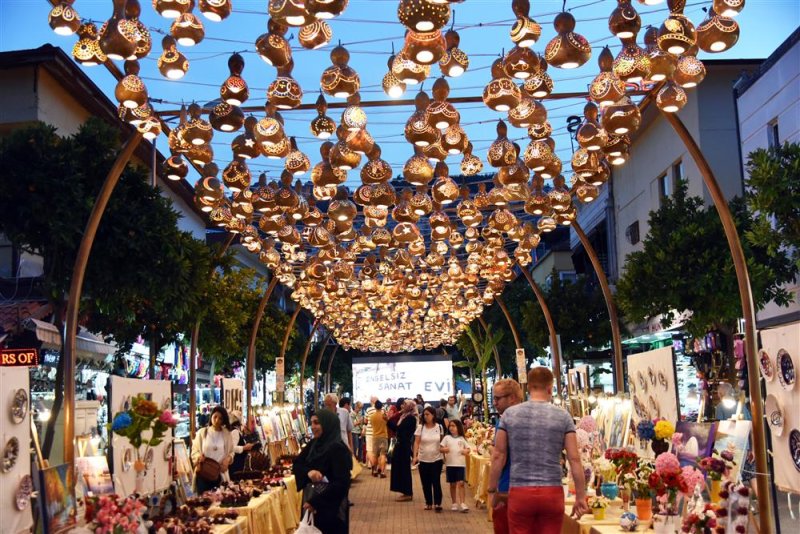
[315,345,339,408]
[571,220,625,394]
[662,111,773,534]
[190,233,236,440]
[245,276,279,419]
[276,306,302,404]
[495,295,523,380]
[297,320,321,403]
[63,131,142,465]
[325,344,338,393]
[477,316,503,376]
[519,265,563,396]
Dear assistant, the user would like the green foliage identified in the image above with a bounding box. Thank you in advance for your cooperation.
[519,269,617,361]
[455,324,502,375]
[111,395,176,450]
[482,277,545,369]
[744,142,800,273]
[617,181,796,336]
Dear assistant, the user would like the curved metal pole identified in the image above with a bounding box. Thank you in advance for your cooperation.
[519,266,562,394]
[297,321,321,402]
[190,233,236,440]
[315,345,338,409]
[495,295,524,382]
[477,316,503,376]
[325,344,338,394]
[571,220,624,394]
[63,131,143,464]
[245,276,279,418]
[276,306,301,404]
[662,111,773,534]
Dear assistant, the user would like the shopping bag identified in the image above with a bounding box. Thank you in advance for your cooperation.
[294,510,322,534]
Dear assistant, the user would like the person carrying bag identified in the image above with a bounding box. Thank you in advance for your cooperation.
[191,406,234,493]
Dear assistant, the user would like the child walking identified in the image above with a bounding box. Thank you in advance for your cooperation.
[440,419,470,512]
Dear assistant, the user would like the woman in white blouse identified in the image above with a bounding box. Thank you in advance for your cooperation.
[191,405,234,493]
[413,406,445,512]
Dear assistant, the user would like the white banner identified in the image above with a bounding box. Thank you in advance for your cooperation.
[221,378,244,414]
[352,357,453,403]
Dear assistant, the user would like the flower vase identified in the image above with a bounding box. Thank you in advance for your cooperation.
[134,459,146,494]
[709,478,721,503]
[635,497,653,521]
[651,438,669,456]
[652,514,678,534]
[619,487,631,511]
[591,508,606,520]
[600,482,619,501]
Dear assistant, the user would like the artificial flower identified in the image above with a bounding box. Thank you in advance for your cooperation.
[655,452,680,474]
[654,420,676,440]
[111,412,132,432]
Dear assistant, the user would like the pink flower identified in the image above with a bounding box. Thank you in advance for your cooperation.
[681,466,705,495]
[159,410,179,426]
[671,432,683,448]
[577,416,597,433]
[655,452,680,474]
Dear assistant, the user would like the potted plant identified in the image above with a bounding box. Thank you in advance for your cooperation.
[652,419,676,456]
[697,451,727,503]
[589,495,610,520]
[649,453,688,533]
[623,458,655,521]
[593,456,619,500]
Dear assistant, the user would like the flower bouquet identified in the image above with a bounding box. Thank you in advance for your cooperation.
[111,395,178,493]
[589,495,610,520]
[83,494,146,534]
[698,447,732,503]
[652,419,675,456]
[622,458,655,521]
[648,452,687,530]
[681,502,718,533]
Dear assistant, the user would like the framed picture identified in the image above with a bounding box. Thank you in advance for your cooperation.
[74,456,114,496]
[172,439,193,500]
[674,422,717,466]
[568,365,590,397]
[38,463,77,534]
[713,420,752,482]
[608,400,632,449]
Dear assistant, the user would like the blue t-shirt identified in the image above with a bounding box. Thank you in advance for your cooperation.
[494,418,510,492]
[498,400,575,488]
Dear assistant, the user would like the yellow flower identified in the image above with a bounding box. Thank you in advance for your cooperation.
[654,420,675,440]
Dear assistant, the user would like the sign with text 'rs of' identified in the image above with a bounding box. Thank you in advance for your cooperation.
[1,348,39,367]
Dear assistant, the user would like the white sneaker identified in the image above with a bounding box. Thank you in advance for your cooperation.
[451,504,459,512]
[460,503,469,513]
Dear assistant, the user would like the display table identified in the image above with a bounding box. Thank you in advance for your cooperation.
[212,516,249,534]
[466,453,491,505]
[588,524,648,534]
[209,480,302,534]
[561,507,628,534]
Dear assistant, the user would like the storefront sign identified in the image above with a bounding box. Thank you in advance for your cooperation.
[0,348,39,367]
[515,348,526,383]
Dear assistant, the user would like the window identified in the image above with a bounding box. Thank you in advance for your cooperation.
[672,160,685,184]
[658,173,671,203]
[0,234,15,279]
[626,221,640,245]
[768,119,779,149]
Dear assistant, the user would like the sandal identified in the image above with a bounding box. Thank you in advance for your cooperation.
[434,506,443,513]
[424,505,432,510]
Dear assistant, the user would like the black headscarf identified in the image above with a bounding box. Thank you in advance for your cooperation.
[305,408,342,466]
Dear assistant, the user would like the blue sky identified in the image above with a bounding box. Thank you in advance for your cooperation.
[1,1,798,189]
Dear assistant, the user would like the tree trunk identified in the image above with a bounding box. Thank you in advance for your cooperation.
[149,329,158,379]
[481,367,488,420]
[42,300,66,460]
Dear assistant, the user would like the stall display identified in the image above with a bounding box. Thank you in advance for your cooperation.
[0,366,34,533]
[38,463,78,534]
[627,347,679,458]
[758,323,800,494]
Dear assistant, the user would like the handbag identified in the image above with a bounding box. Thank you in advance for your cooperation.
[197,457,222,482]
[386,437,397,460]
[294,510,322,534]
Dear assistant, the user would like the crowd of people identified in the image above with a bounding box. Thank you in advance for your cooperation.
[190,370,589,534]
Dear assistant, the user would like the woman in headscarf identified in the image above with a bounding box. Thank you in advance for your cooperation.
[388,399,418,501]
[293,409,352,534]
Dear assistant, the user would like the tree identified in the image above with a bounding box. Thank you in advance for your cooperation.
[617,181,796,339]
[455,324,503,416]
[745,142,800,272]
[0,119,211,457]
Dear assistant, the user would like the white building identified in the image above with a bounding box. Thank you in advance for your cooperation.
[735,27,800,329]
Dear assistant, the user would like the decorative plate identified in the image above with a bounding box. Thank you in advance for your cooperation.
[10,389,28,424]
[648,395,660,418]
[2,437,19,472]
[637,371,648,393]
[658,370,668,391]
[758,350,774,381]
[164,444,173,462]
[123,448,133,472]
[648,366,656,386]
[765,394,783,437]
[633,395,646,419]
[15,474,32,511]
[145,447,154,468]
[790,429,800,473]
[777,349,795,390]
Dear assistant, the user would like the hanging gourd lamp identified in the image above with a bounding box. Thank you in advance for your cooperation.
[321,44,361,98]
[528,120,553,140]
[382,49,407,98]
[697,8,739,53]
[361,145,393,184]
[197,163,223,201]
[613,35,651,84]
[456,187,482,227]
[431,162,459,205]
[405,90,440,147]
[222,158,252,193]
[163,154,189,181]
[73,23,107,66]
[508,96,546,128]
[657,0,696,56]
[154,0,191,19]
[310,94,336,139]
[392,51,430,85]
[232,116,261,159]
[330,126,362,170]
[256,19,292,67]
[713,0,745,18]
[544,10,592,69]
[574,179,599,204]
[49,1,80,36]
[254,105,285,148]
[220,53,249,105]
[483,58,522,112]
[601,96,640,135]
[403,147,434,186]
[270,0,314,27]
[341,93,368,131]
[398,0,450,32]
[183,102,213,146]
[441,124,468,155]
[523,137,552,172]
[276,170,300,213]
[537,214,557,233]
[523,56,553,99]
[198,0,231,22]
[307,0,349,20]
[427,78,459,130]
[371,182,397,209]
[423,141,448,163]
[539,147,562,180]
[299,19,333,49]
[99,0,138,61]
[504,46,540,80]
[209,102,244,132]
[510,0,541,48]
[603,135,630,166]
[404,29,447,66]
[608,0,641,39]
[311,142,346,187]
[125,0,152,59]
[673,49,706,88]
[187,144,213,166]
[429,204,453,241]
[644,26,676,82]
[115,60,148,109]
[459,146,482,176]
[524,176,550,216]
[346,127,375,155]
[328,187,358,222]
[137,116,162,141]
[410,187,433,216]
[576,103,608,151]
[268,60,303,110]
[487,120,517,168]
[440,28,469,77]
[285,138,311,176]
[571,148,602,178]
[263,136,291,160]
[157,36,189,79]
[171,8,205,47]
[556,205,577,226]
[656,80,687,112]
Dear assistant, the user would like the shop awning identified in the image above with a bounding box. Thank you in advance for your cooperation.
[22,318,117,361]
